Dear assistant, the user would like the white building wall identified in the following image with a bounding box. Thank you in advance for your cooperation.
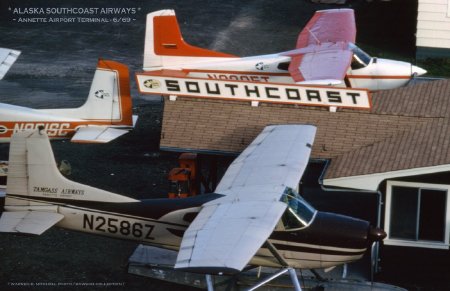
[417,0,450,49]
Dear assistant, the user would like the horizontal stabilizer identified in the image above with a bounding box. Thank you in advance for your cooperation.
[0,48,21,80]
[0,211,64,235]
[71,126,129,143]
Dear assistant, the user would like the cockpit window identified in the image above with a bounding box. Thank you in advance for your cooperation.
[279,188,317,230]
[349,43,372,69]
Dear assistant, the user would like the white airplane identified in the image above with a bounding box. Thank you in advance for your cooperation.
[0,60,137,143]
[0,48,21,80]
[142,9,426,91]
[0,125,385,288]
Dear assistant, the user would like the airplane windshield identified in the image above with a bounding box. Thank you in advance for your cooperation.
[349,43,372,67]
[279,188,317,230]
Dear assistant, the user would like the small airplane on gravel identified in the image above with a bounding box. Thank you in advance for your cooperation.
[0,124,385,290]
[0,60,137,143]
[141,8,426,91]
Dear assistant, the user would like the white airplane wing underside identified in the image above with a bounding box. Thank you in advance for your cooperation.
[71,126,129,143]
[288,48,353,84]
[0,48,21,80]
[175,125,316,273]
[285,9,355,83]
[0,211,64,235]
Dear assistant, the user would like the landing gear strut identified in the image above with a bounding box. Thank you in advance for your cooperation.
[204,267,302,291]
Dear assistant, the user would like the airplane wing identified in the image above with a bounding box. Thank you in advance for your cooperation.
[296,9,356,48]
[284,9,356,83]
[0,211,64,235]
[0,48,21,80]
[175,125,316,274]
[71,126,130,143]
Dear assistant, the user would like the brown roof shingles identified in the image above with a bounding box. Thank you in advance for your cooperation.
[325,119,450,178]
[160,79,450,179]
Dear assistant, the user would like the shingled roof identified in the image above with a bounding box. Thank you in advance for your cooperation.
[160,79,450,188]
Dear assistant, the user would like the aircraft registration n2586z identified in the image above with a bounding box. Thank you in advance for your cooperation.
[0,125,386,288]
[140,9,426,91]
[0,60,137,143]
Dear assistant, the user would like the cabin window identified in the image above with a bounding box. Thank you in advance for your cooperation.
[351,56,367,70]
[277,62,290,71]
[279,188,317,230]
[385,181,450,249]
[349,43,372,69]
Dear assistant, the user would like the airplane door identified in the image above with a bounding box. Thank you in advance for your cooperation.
[348,57,379,91]
[371,58,380,91]
[347,45,378,91]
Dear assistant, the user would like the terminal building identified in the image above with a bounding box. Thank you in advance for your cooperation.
[158,78,450,282]
[416,0,450,58]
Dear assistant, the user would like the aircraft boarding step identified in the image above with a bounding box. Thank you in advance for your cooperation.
[128,244,406,291]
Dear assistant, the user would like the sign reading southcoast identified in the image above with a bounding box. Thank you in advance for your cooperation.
[136,70,371,109]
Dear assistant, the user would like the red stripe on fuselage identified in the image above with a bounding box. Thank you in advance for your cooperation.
[346,74,411,80]
[0,121,112,140]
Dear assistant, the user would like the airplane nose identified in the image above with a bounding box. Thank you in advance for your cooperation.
[411,65,427,76]
[368,226,387,242]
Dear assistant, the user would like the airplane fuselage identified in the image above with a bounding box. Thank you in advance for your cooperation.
[3,192,375,270]
[0,103,132,143]
[150,49,425,91]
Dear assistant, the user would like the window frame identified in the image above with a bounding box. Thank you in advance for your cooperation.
[385,181,450,249]
[447,0,450,18]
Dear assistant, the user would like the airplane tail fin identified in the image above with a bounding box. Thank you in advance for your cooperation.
[143,10,236,70]
[37,60,136,143]
[6,130,137,203]
[76,59,135,126]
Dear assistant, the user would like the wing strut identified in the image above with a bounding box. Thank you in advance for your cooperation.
[246,268,302,291]
[201,242,304,291]
[244,241,302,291]
[265,240,289,267]
[205,274,214,291]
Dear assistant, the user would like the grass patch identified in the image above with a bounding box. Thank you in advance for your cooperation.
[416,58,450,78]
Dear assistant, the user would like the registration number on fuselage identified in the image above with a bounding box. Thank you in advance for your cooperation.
[82,214,155,240]
[13,123,71,137]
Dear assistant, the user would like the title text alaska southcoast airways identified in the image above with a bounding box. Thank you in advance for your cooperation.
[10,7,137,15]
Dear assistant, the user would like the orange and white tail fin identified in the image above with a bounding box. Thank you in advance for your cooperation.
[39,60,136,143]
[143,10,237,70]
[44,60,134,127]
[78,59,134,126]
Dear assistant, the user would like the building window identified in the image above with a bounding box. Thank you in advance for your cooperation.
[385,181,450,249]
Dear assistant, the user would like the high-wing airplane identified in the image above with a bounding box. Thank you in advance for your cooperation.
[0,48,21,80]
[142,9,426,91]
[0,60,137,143]
[0,125,386,287]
